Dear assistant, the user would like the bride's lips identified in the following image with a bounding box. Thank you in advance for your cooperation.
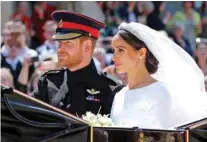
[114,63,121,67]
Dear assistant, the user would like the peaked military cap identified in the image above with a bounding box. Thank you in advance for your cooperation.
[51,10,106,40]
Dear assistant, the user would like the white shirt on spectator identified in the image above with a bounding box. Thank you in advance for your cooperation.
[1,45,37,61]
[128,12,137,22]
[36,40,59,56]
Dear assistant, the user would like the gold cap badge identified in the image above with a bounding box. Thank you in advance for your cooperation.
[58,19,63,28]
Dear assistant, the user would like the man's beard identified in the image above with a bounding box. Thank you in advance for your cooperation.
[59,53,83,70]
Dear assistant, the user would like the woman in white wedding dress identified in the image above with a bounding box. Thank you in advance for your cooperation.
[110,22,207,130]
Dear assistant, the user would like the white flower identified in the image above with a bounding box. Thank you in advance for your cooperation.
[82,111,115,127]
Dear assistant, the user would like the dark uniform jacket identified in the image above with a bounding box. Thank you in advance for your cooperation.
[33,60,121,116]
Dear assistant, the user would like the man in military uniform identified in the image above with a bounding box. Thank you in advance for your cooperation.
[33,10,121,116]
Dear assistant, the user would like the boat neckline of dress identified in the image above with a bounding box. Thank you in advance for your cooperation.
[126,81,161,91]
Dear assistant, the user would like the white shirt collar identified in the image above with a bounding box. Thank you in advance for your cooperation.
[5,57,21,70]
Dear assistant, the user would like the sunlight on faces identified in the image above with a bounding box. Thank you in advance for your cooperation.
[57,38,84,68]
[111,34,146,74]
[0,68,14,88]
[57,37,94,69]
[7,39,22,58]
[43,21,57,41]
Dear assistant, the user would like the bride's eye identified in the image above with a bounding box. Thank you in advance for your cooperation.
[118,48,124,52]
[112,48,115,53]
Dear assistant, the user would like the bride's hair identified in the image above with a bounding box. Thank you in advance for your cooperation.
[117,29,159,74]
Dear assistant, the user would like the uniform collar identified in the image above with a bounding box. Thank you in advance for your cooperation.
[65,59,101,84]
[66,59,99,75]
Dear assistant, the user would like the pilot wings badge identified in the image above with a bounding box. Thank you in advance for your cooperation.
[86,88,100,95]
[86,88,100,102]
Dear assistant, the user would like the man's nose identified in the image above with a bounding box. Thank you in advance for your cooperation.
[58,42,63,48]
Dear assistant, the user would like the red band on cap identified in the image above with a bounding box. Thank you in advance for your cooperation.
[58,21,99,38]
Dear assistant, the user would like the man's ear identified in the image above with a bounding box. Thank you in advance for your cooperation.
[83,39,92,53]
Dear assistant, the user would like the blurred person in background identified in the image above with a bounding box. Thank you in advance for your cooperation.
[1,21,14,47]
[27,56,58,95]
[31,1,56,50]
[137,1,154,25]
[103,65,127,85]
[37,54,58,72]
[170,22,194,57]
[0,68,14,88]
[1,22,37,92]
[11,2,31,33]
[195,42,207,75]
[126,1,138,22]
[102,1,115,19]
[19,53,58,94]
[96,37,115,66]
[4,21,14,31]
[168,1,201,51]
[37,60,57,71]
[199,1,207,38]
[97,1,104,9]
[36,20,58,57]
[93,47,107,70]
[27,69,43,95]
[147,1,171,31]
[1,21,37,61]
[102,2,120,37]
[2,29,11,47]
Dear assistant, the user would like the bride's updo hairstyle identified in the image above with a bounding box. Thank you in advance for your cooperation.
[117,29,159,74]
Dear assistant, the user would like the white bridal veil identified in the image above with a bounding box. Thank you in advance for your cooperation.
[119,22,206,93]
[118,22,207,122]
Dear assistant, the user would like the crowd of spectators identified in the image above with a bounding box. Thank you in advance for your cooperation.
[1,2,58,94]
[98,1,207,85]
[1,1,207,93]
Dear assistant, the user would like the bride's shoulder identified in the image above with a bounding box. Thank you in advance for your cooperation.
[153,82,173,98]
[155,82,170,90]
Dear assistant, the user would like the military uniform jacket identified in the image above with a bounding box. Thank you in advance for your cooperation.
[33,60,121,116]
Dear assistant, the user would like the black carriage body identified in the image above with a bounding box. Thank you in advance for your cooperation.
[1,84,207,142]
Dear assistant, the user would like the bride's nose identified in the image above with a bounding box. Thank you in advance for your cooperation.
[112,53,119,62]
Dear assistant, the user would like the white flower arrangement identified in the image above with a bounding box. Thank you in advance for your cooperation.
[82,111,115,127]
[81,107,131,127]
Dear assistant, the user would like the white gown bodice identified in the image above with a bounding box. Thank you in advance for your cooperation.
[111,82,207,129]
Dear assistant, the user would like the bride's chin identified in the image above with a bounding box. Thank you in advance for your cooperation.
[115,68,126,74]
